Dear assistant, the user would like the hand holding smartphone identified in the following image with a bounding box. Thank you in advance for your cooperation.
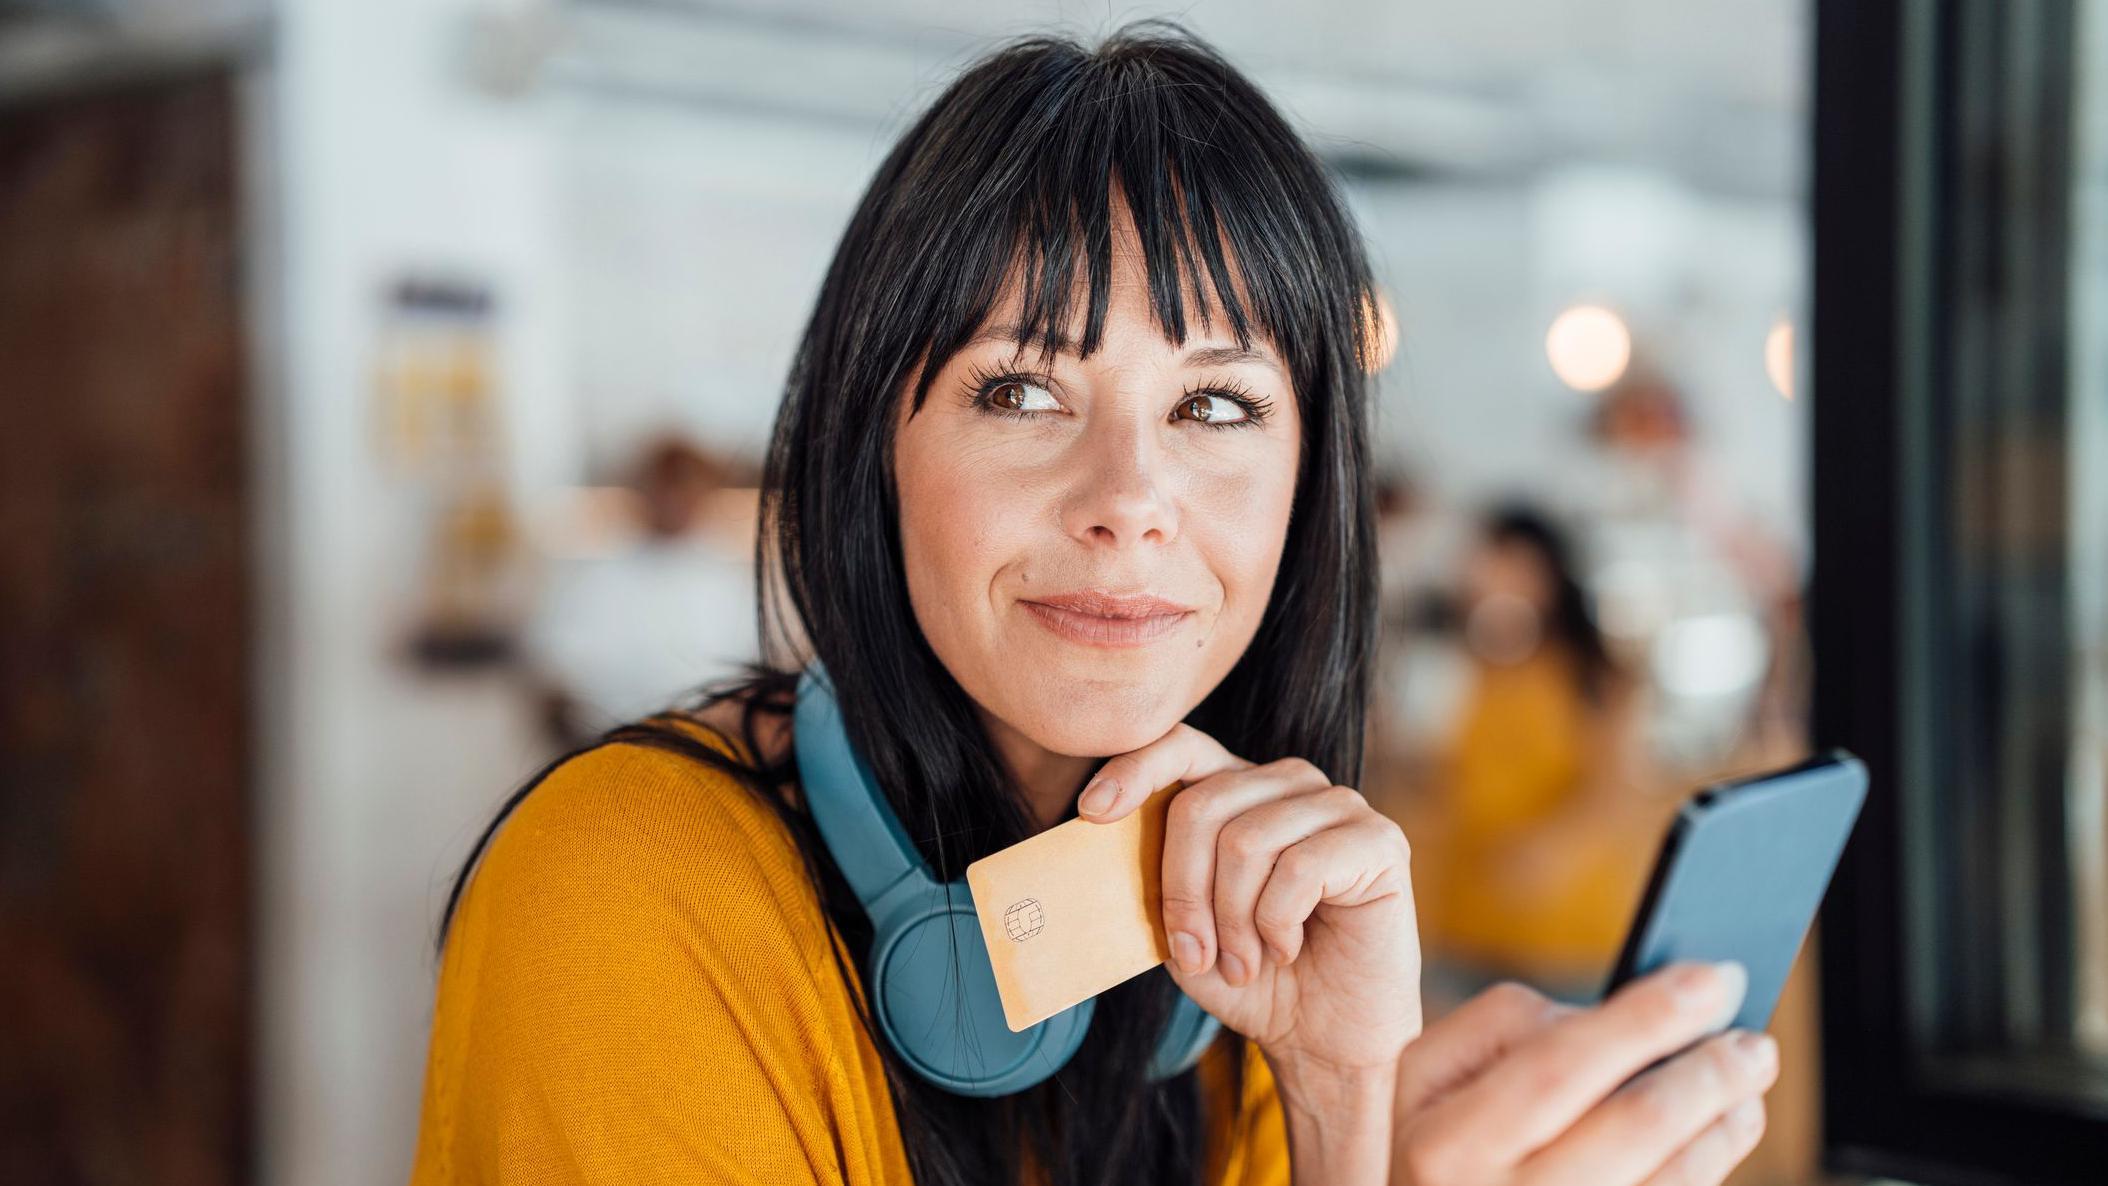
[1601,749,1869,1059]
[1386,751,1866,1183]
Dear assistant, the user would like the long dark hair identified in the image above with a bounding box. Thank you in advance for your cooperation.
[437,20,1382,1185]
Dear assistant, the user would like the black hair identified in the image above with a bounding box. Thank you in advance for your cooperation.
[438,19,1382,1185]
[1480,502,1617,704]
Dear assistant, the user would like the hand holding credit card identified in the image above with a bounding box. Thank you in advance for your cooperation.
[963,717,1420,1087]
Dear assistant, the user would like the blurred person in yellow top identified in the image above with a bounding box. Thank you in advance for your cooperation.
[408,23,1779,1186]
[1402,505,1662,1012]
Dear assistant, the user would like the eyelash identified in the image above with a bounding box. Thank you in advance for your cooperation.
[960,363,1275,431]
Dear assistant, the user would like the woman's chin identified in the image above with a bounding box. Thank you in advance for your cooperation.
[1001,691,1191,757]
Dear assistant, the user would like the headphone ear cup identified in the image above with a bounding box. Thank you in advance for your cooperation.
[1014,993,1093,1088]
[869,895,1094,1097]
[1146,992,1223,1081]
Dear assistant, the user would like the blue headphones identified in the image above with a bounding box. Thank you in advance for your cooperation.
[791,661,1221,1096]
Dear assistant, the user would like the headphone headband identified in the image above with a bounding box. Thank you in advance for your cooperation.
[792,663,931,906]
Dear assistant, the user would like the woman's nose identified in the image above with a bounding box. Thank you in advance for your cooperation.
[1058,414,1178,549]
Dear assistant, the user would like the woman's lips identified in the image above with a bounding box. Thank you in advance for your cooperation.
[1020,600,1194,648]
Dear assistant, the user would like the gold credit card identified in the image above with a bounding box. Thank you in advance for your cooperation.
[964,781,1182,1032]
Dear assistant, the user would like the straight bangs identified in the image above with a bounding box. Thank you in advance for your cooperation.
[888,26,1375,422]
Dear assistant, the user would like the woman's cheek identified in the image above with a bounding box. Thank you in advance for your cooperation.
[1187,455,1294,633]
[898,444,1031,641]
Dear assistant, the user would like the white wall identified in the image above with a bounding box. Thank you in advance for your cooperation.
[1350,165,1806,557]
[561,99,886,472]
[262,1,571,1182]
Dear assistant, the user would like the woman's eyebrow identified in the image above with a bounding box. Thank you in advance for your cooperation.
[968,323,1285,377]
[1182,344,1284,376]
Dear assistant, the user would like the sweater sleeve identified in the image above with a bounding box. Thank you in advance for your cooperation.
[407,737,913,1186]
[1202,1036,1289,1186]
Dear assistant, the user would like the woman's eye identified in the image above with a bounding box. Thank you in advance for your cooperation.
[1175,393,1250,426]
[985,378,1060,414]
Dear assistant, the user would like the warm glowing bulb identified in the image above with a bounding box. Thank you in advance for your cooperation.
[1361,288,1400,373]
[1545,304,1631,392]
[1765,316,1795,400]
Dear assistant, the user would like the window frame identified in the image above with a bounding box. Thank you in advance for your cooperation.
[1813,0,2105,1182]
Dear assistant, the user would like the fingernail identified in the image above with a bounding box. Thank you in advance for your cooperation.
[1169,930,1202,973]
[1218,949,1247,985]
[1726,1097,1763,1136]
[1078,777,1117,816]
[1734,1031,1778,1073]
[1706,960,1749,1029]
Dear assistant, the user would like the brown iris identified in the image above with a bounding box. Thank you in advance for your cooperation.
[1180,394,1227,423]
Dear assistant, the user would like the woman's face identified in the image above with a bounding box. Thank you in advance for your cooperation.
[892,206,1303,760]
[1460,538,1556,666]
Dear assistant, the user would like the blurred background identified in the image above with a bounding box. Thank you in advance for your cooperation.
[1,1,2100,1184]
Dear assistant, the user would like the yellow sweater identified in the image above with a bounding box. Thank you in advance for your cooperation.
[1416,651,1634,974]
[408,718,1289,1184]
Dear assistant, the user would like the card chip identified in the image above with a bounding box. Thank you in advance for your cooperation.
[1003,899,1044,941]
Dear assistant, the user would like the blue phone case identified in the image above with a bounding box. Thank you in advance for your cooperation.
[1601,748,1869,1037]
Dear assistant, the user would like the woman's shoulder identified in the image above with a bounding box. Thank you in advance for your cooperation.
[415,693,910,1184]
[531,682,795,825]
[462,695,826,964]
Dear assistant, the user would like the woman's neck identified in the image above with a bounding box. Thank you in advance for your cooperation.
[973,705,1099,832]
[697,689,1091,830]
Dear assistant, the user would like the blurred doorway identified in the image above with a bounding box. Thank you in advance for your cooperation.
[0,70,254,1184]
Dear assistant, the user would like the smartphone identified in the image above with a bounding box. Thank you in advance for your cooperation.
[1601,748,1869,1042]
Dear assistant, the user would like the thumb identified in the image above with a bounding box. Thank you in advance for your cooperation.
[1395,981,1581,1118]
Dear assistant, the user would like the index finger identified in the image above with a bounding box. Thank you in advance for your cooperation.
[1077,721,1255,822]
[1416,960,1748,1171]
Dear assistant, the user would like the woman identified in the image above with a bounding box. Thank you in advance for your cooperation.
[1411,505,1657,1011]
[408,22,1775,1186]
